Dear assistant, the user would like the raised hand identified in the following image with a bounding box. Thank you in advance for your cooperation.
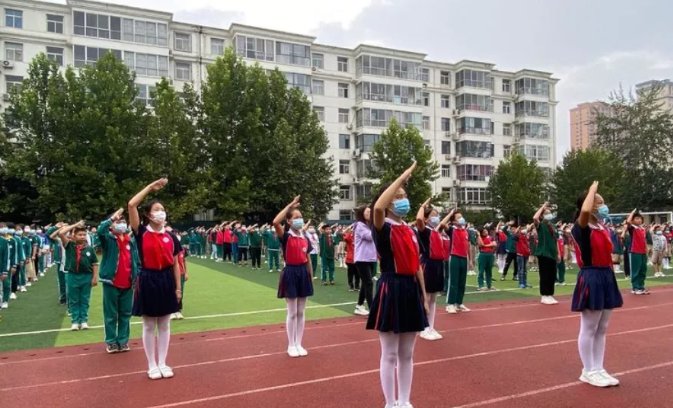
[149,178,168,192]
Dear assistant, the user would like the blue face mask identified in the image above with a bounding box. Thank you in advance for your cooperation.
[113,223,127,234]
[392,198,411,217]
[428,216,440,227]
[597,204,609,219]
[291,218,304,231]
[458,218,466,226]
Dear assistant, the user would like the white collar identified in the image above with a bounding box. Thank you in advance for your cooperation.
[385,217,404,226]
[288,228,304,238]
[146,224,166,234]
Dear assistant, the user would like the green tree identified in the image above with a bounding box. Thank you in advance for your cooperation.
[594,85,673,210]
[550,148,625,221]
[369,119,439,217]
[200,48,337,221]
[488,152,545,221]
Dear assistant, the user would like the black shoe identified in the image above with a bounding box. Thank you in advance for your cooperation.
[106,343,119,354]
[118,343,130,352]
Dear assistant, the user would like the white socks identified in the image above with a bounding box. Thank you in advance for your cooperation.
[142,315,172,371]
[427,293,437,330]
[497,254,506,274]
[578,309,612,372]
[379,332,417,406]
[285,298,307,348]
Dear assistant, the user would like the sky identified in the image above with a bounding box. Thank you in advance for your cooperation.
[49,0,673,162]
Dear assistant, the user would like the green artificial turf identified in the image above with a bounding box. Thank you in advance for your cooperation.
[0,257,671,353]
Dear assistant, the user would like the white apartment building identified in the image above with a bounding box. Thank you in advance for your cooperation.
[636,79,673,114]
[0,0,558,222]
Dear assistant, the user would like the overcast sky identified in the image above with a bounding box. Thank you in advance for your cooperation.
[49,0,673,161]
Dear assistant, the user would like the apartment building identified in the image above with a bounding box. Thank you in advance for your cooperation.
[569,101,612,150]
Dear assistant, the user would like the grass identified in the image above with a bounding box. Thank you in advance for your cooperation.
[0,256,672,353]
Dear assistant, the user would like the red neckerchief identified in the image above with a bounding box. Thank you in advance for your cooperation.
[75,244,85,272]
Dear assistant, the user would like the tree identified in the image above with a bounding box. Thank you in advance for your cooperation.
[488,152,545,221]
[369,119,439,217]
[550,148,625,221]
[200,48,337,221]
[594,85,673,210]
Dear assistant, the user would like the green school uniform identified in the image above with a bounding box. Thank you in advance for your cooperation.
[503,227,516,253]
[65,242,98,325]
[46,226,67,304]
[249,231,262,248]
[319,233,336,282]
[19,236,33,285]
[2,236,14,301]
[263,229,281,271]
[534,222,558,260]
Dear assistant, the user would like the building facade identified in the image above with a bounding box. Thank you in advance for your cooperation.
[569,101,612,151]
[636,79,673,114]
[0,0,558,221]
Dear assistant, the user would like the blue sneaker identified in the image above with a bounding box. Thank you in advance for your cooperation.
[519,284,526,289]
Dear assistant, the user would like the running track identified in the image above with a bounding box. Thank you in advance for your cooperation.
[2,287,673,408]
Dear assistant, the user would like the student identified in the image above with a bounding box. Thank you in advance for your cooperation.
[353,206,377,317]
[367,162,428,408]
[624,210,649,294]
[168,227,188,320]
[514,225,531,289]
[11,226,25,296]
[305,223,320,280]
[495,225,508,275]
[188,230,200,259]
[650,224,667,278]
[56,221,99,331]
[273,196,314,358]
[19,226,34,290]
[47,224,68,305]
[335,227,345,268]
[476,227,496,291]
[621,223,631,280]
[342,226,359,292]
[237,227,249,266]
[500,221,518,280]
[319,224,336,285]
[556,230,567,286]
[571,181,622,388]
[98,209,138,353]
[128,178,181,380]
[1,224,18,308]
[215,226,224,262]
[231,224,240,264]
[445,208,470,314]
[533,202,559,305]
[609,225,623,273]
[467,225,478,275]
[416,198,448,340]
[248,225,263,270]
[0,223,9,308]
[223,223,234,263]
[262,225,281,273]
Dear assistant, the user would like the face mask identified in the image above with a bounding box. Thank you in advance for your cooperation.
[151,210,167,223]
[113,223,127,234]
[543,213,554,221]
[596,204,609,219]
[24,228,30,234]
[291,218,304,231]
[0,227,7,235]
[15,230,21,235]
[428,216,440,227]
[308,228,315,234]
[457,218,466,226]
[656,231,663,236]
[392,198,411,217]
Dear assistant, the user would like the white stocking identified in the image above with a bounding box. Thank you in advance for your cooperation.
[397,332,417,405]
[157,315,171,368]
[142,316,158,370]
[285,298,298,347]
[378,332,398,406]
[296,297,307,347]
[427,293,437,330]
[592,310,612,371]
[578,310,602,371]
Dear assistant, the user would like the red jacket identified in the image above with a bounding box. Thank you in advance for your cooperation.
[516,232,531,257]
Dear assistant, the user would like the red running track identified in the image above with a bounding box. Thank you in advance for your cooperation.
[2,287,673,408]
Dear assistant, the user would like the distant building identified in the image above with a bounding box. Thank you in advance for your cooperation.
[569,101,612,150]
[636,79,673,114]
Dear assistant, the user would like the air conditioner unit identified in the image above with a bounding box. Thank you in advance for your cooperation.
[452,157,461,164]
[352,148,361,158]
[452,179,461,187]
[2,93,10,102]
[444,154,451,161]
[451,132,459,141]
[2,60,14,69]
[346,124,353,130]
[311,66,317,72]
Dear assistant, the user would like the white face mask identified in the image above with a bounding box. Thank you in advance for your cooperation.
[151,210,167,223]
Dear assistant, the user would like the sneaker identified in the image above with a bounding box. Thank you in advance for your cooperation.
[541,296,550,304]
[158,365,174,378]
[354,306,369,316]
[9,293,17,300]
[598,369,620,386]
[519,284,526,289]
[25,282,32,287]
[147,367,162,380]
[547,296,559,304]
[106,343,119,354]
[398,403,414,408]
[329,281,335,286]
[119,344,130,352]
[634,290,645,295]
[477,287,487,292]
[175,312,184,320]
[39,273,45,277]
[1,302,7,309]
[296,346,308,357]
[579,370,612,388]
[489,287,497,291]
[430,328,443,340]
[446,304,458,314]
[458,304,471,312]
[321,281,328,286]
[287,346,300,358]
[80,322,89,330]
[419,328,434,340]
[20,286,27,292]
[71,323,80,331]
[467,271,477,276]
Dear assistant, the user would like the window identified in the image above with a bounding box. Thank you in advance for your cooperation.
[276,41,310,66]
[284,72,311,94]
[457,117,492,135]
[236,35,274,61]
[355,108,422,129]
[441,118,451,132]
[457,187,491,205]
[518,144,550,162]
[337,56,348,72]
[211,38,225,55]
[46,47,64,66]
[455,69,493,89]
[422,116,430,130]
[339,210,352,222]
[515,122,550,139]
[119,18,167,45]
[502,79,511,93]
[338,108,349,124]
[73,45,122,67]
[515,100,550,117]
[340,185,352,201]
[503,123,512,136]
[312,53,324,69]
[437,94,450,109]
[502,101,511,114]
[356,82,422,105]
[515,77,550,96]
[441,165,451,178]
[440,71,450,85]
[339,134,350,149]
[174,32,191,52]
[339,160,350,174]
[356,158,378,178]
[356,55,421,80]
[338,83,349,98]
[441,141,451,155]
[124,52,169,77]
[5,9,22,29]
[423,92,429,107]
[135,84,156,107]
[73,11,121,40]
[455,94,493,112]
[456,142,495,159]
[5,42,22,61]
[175,61,191,81]
[47,14,64,33]
[457,165,493,181]
[503,145,511,158]
[5,75,23,93]
[355,134,380,153]
[420,67,430,82]
[313,106,325,122]
[311,79,324,95]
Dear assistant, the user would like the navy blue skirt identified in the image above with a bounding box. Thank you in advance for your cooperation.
[571,266,624,312]
[278,264,314,299]
[423,259,445,293]
[132,268,180,317]
[366,273,428,333]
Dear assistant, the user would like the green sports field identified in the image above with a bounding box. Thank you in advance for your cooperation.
[0,257,671,353]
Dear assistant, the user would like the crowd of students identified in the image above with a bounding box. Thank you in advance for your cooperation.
[1,171,668,406]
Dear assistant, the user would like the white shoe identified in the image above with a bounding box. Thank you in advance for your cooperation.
[446,304,458,314]
[579,370,612,387]
[1,302,8,309]
[176,312,184,320]
[296,346,308,357]
[71,323,80,331]
[80,322,89,330]
[420,328,435,341]
[398,403,414,408]
[547,296,558,304]
[170,313,177,320]
[287,346,300,358]
[39,273,45,277]
[9,293,16,300]
[430,328,443,339]
[597,369,620,386]
[354,305,369,316]
[147,367,162,380]
[25,282,31,287]
[20,286,27,292]
[158,365,174,378]
[458,304,471,312]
